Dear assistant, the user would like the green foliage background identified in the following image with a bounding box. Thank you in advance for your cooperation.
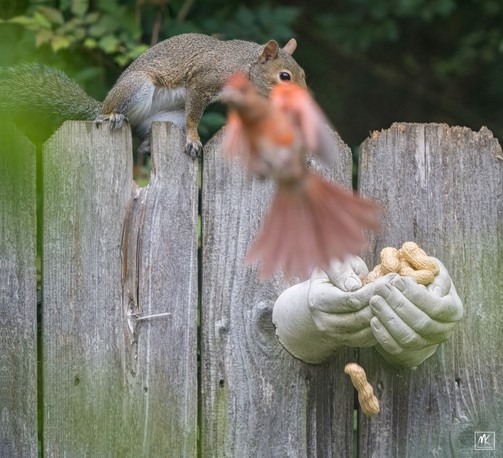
[1,0,502,147]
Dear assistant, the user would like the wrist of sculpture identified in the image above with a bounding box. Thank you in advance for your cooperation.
[375,343,439,368]
[272,281,345,364]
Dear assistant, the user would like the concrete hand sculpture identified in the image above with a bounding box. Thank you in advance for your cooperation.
[369,257,463,367]
[273,253,463,367]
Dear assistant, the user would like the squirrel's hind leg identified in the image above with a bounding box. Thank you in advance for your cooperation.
[101,71,184,131]
[136,109,186,155]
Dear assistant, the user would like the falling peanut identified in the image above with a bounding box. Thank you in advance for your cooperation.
[363,241,439,286]
[344,363,380,417]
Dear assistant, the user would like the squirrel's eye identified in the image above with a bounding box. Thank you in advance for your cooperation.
[279,71,291,81]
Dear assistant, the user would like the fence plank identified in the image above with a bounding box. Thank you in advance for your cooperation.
[358,123,503,457]
[133,122,198,455]
[42,121,199,456]
[0,124,38,457]
[42,121,134,455]
[201,129,356,456]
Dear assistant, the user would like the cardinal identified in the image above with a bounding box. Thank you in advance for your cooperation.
[220,73,380,279]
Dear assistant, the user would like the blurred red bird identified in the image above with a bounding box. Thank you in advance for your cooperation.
[221,73,380,279]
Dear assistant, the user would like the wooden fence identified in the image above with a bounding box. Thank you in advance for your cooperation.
[1,120,502,457]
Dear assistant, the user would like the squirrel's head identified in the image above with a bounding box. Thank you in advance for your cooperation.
[249,38,306,96]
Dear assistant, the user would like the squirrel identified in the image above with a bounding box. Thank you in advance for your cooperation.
[0,33,306,158]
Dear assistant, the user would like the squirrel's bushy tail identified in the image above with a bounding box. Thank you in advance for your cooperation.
[0,63,101,124]
[245,171,381,279]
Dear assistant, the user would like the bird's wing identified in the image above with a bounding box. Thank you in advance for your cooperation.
[222,110,253,162]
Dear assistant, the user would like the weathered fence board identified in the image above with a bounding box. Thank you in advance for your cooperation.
[358,123,503,457]
[42,121,134,455]
[0,124,38,457]
[201,129,356,456]
[42,121,198,456]
[132,123,198,455]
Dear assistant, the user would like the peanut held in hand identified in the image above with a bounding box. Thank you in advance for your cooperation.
[221,73,381,279]
[364,242,440,286]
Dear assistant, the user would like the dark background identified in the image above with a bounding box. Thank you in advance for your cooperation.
[1,0,502,149]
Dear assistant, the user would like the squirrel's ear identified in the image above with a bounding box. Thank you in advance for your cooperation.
[259,40,280,63]
[283,38,297,55]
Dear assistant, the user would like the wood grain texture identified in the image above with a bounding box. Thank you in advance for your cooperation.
[201,127,356,457]
[43,121,134,456]
[42,121,198,456]
[133,122,198,455]
[358,123,503,457]
[0,124,38,457]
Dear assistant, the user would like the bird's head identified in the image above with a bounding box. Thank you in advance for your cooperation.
[219,72,257,109]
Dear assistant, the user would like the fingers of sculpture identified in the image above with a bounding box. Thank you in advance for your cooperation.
[369,264,463,359]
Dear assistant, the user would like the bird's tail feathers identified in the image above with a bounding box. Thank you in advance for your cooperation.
[246,171,380,279]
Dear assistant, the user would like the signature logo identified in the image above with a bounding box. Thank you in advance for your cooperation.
[475,432,496,451]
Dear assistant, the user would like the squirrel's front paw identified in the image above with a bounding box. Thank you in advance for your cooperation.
[95,113,127,130]
[185,140,203,159]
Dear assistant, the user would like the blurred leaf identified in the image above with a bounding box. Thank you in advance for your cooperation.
[33,11,52,29]
[8,15,36,27]
[99,34,120,53]
[83,11,100,25]
[72,0,89,17]
[51,35,71,52]
[60,0,72,11]
[36,29,54,47]
[70,26,86,41]
[97,0,123,15]
[38,7,65,25]
[88,22,107,37]
[89,14,120,37]
[128,44,149,59]
[83,37,98,48]
[115,55,129,66]
[77,66,103,79]
[63,17,84,30]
